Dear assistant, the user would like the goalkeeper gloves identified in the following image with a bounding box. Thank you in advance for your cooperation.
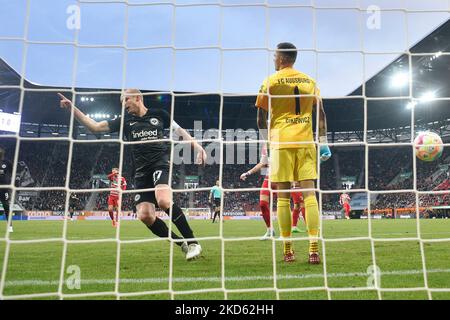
[319,136,332,163]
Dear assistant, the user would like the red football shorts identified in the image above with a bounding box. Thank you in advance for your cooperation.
[290,191,303,204]
[260,176,276,198]
[343,203,351,212]
[108,196,119,207]
[260,176,304,203]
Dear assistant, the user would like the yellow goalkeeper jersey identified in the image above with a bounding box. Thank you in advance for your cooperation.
[255,67,320,149]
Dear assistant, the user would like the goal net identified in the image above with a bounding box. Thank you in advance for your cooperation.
[0,0,449,300]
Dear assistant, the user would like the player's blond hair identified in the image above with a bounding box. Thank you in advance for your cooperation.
[120,88,143,102]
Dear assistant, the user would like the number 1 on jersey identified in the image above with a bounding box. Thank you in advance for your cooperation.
[294,86,301,115]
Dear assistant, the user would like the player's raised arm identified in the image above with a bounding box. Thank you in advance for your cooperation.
[107,171,116,181]
[57,93,111,133]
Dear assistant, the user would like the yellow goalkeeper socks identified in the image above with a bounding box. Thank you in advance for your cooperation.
[277,198,293,255]
[304,194,320,253]
[277,198,292,238]
[283,240,293,255]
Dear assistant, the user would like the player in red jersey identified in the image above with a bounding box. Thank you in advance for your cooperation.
[107,167,127,227]
[290,188,306,233]
[339,192,351,220]
[240,145,306,240]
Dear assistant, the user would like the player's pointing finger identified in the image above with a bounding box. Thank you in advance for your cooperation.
[57,93,68,100]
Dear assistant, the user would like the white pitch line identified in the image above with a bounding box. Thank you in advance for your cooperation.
[7,231,450,242]
[4,268,450,287]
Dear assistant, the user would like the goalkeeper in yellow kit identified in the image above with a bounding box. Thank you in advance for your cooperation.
[255,42,331,264]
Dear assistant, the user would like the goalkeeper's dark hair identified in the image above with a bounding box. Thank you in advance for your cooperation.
[277,42,297,64]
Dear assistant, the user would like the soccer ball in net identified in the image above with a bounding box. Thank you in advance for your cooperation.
[414,131,444,162]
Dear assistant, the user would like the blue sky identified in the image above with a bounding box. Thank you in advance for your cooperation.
[0,0,448,97]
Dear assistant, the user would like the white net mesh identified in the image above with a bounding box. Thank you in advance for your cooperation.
[0,0,449,300]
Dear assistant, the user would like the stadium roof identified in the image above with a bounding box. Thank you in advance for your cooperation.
[327,19,450,131]
[0,19,449,132]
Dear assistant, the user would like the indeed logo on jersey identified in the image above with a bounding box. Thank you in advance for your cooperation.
[132,129,158,140]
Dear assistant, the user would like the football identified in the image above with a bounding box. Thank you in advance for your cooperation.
[414,131,444,162]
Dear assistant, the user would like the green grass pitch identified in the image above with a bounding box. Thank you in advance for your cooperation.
[0,218,449,300]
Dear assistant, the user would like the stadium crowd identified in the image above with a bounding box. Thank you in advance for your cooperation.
[1,140,448,214]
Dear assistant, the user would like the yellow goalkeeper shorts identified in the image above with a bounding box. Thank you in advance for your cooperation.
[270,147,317,183]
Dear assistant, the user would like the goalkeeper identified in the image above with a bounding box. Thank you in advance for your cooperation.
[255,42,331,264]
[58,89,207,261]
